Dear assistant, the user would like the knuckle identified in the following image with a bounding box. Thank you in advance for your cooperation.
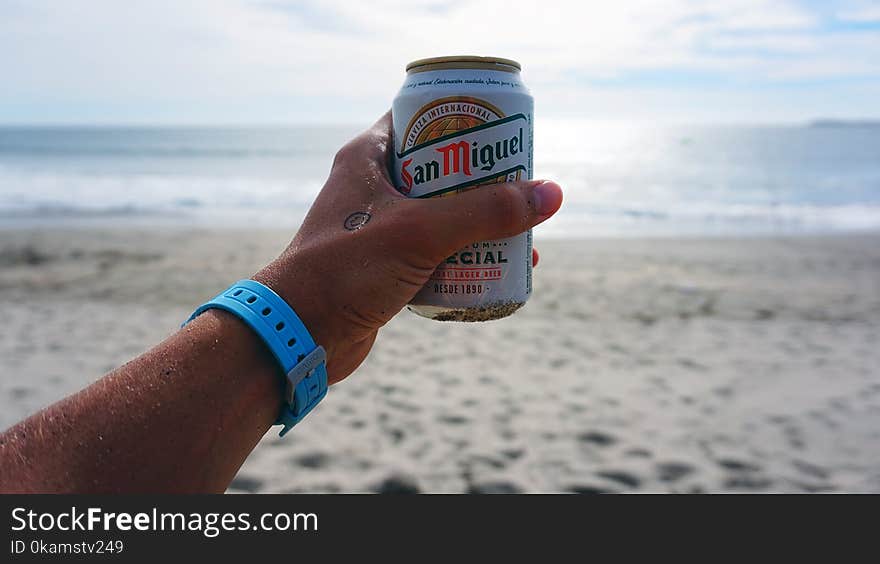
[333,128,390,172]
[332,141,356,168]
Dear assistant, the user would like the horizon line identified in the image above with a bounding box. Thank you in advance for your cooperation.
[3,117,879,129]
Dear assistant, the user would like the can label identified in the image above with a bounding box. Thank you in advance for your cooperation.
[392,67,533,318]
[396,98,528,197]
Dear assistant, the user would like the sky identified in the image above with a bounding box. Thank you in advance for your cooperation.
[1,0,879,125]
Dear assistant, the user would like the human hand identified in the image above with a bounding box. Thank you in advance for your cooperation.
[255,111,563,384]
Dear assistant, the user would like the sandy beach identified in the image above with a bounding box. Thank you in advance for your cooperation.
[1,228,878,493]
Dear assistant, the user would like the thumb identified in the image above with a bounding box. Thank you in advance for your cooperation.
[419,179,562,254]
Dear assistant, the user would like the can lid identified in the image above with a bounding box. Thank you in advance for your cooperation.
[406,56,521,73]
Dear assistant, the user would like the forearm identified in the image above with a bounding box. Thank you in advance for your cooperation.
[0,112,562,494]
[0,310,282,493]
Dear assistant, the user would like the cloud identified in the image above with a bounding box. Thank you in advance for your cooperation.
[837,1,880,22]
[0,0,878,123]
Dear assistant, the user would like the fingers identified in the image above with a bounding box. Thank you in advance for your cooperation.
[533,247,539,267]
[360,111,393,163]
[370,111,393,142]
[327,110,404,202]
[416,180,563,256]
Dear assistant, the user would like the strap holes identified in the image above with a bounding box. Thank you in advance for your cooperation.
[246,296,256,304]
[297,354,305,362]
[262,307,271,316]
[275,321,285,331]
[287,338,296,347]
[233,289,243,296]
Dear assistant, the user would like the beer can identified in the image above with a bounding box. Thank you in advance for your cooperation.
[391,56,534,322]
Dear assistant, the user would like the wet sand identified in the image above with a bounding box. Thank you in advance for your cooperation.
[1,229,878,493]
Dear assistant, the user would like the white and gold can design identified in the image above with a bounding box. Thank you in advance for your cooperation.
[391,56,534,321]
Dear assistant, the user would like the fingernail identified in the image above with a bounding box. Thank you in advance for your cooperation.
[533,180,562,218]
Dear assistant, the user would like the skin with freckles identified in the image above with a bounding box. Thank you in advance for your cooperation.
[0,112,563,493]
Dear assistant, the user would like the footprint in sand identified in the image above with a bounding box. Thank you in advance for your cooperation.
[791,459,830,480]
[566,485,619,494]
[791,481,836,493]
[566,403,587,413]
[577,431,617,447]
[500,448,524,461]
[229,475,264,493]
[439,414,470,425]
[467,481,522,494]
[469,455,506,470]
[782,425,806,450]
[717,458,773,491]
[385,427,405,444]
[8,387,32,400]
[724,476,773,490]
[282,483,342,494]
[372,473,420,494]
[717,458,762,472]
[656,462,695,482]
[596,470,641,489]
[550,357,569,368]
[293,452,331,469]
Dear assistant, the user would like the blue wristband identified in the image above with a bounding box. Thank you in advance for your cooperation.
[183,279,328,436]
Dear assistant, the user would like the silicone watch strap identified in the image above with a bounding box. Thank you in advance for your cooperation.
[183,279,328,436]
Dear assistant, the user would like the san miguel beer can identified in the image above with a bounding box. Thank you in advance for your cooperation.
[391,56,533,322]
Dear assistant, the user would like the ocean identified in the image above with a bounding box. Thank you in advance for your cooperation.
[1,122,879,236]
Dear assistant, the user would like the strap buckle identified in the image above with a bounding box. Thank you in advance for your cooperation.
[278,345,327,437]
[284,345,326,405]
